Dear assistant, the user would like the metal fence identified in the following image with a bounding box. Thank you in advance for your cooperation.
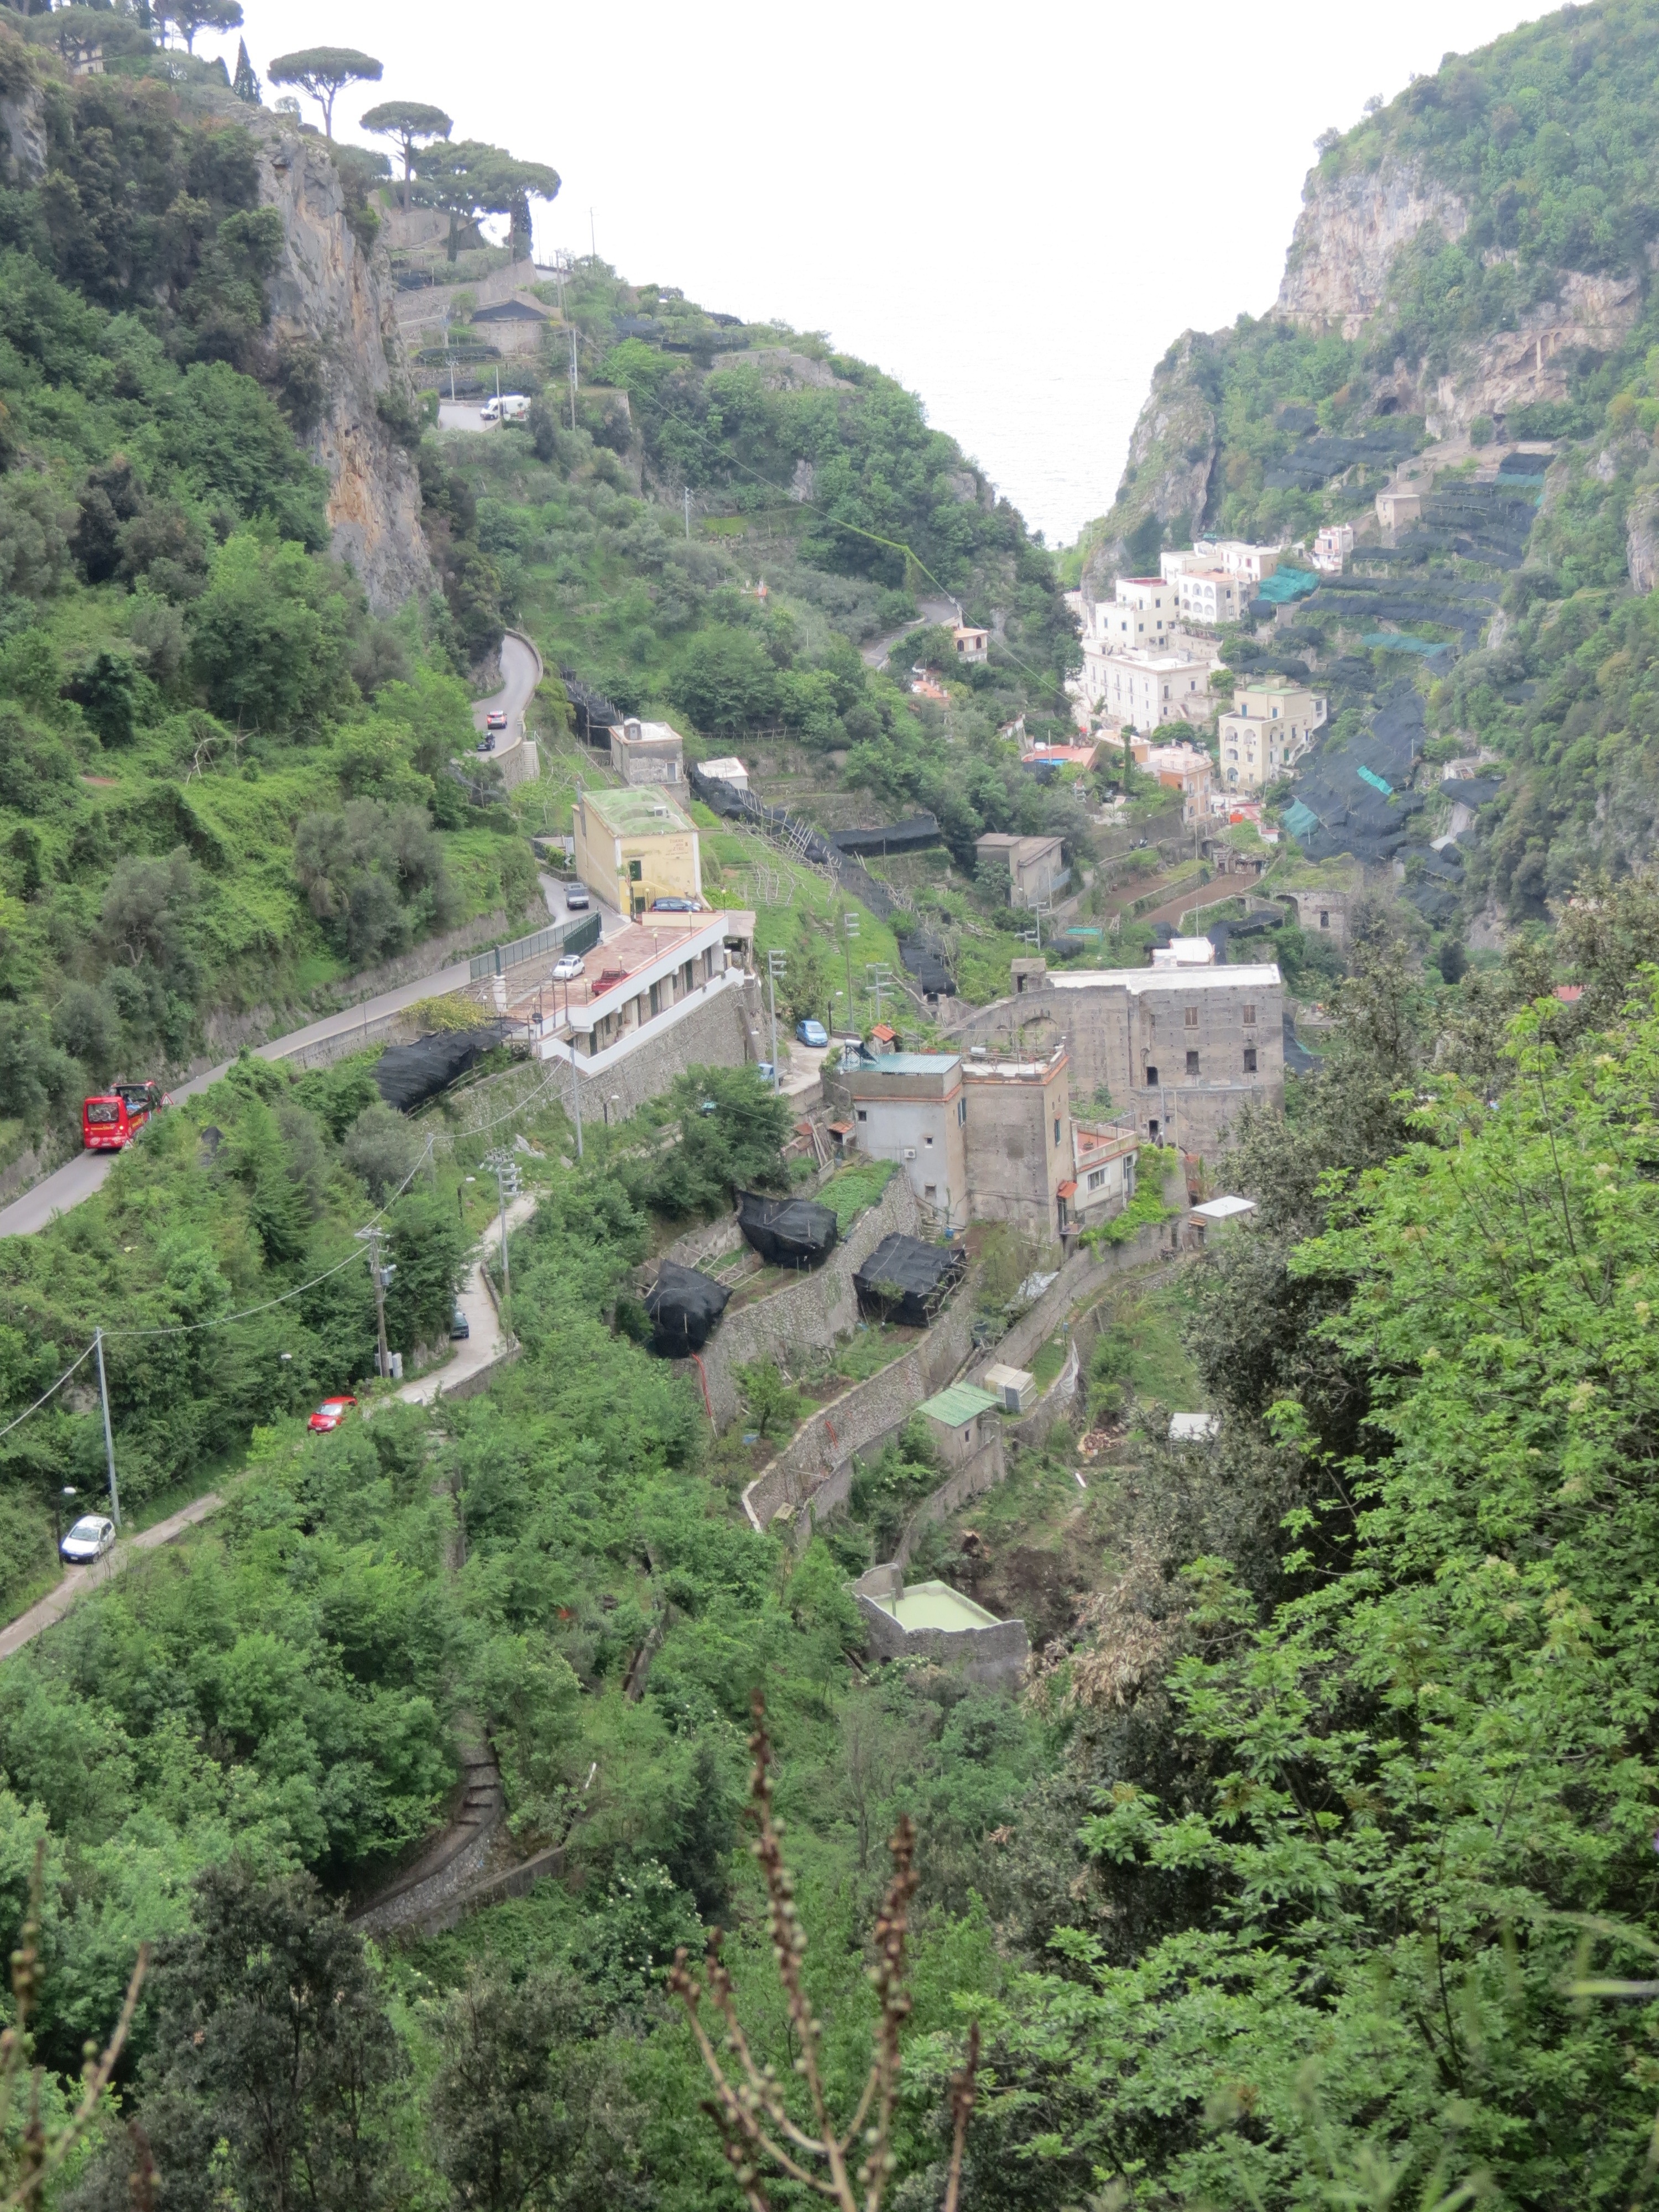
[468,910,602,982]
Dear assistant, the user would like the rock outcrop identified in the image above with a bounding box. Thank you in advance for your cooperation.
[1276,154,1468,338]
[1080,332,1217,593]
[253,122,433,613]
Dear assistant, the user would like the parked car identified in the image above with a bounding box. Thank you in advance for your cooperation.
[486,709,508,732]
[649,896,700,912]
[479,395,531,424]
[307,1395,357,1433]
[60,1514,114,1566]
[552,951,585,981]
[450,1306,470,1340]
[564,885,590,910]
[795,1019,828,1047]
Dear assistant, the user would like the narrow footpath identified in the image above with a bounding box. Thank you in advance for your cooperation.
[0,1492,223,1662]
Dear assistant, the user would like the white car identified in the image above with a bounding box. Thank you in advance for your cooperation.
[552,952,585,981]
[60,1514,115,1566]
[479,395,531,424]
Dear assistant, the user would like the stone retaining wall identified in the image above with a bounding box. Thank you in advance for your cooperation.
[744,1284,979,1538]
[894,1433,1008,1569]
[688,1172,920,1431]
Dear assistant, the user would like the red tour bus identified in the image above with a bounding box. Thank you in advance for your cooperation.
[82,1081,171,1152]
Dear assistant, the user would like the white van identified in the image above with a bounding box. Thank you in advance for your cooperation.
[479,395,531,425]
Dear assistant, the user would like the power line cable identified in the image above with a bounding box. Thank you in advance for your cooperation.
[0,1341,97,1447]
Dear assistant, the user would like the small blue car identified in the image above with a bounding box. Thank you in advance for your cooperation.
[795,1019,828,1047]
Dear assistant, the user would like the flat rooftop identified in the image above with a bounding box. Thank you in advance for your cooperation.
[868,1579,1003,1633]
[1044,964,1281,995]
[846,1053,961,1076]
[496,909,753,1026]
[583,785,695,836]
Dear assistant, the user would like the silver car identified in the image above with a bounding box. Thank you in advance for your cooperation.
[60,1514,115,1566]
[552,952,585,981]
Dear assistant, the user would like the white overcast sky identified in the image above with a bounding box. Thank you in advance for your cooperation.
[208,1,1545,546]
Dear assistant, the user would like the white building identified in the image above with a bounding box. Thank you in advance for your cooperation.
[1196,538,1284,585]
[700,755,749,790]
[1312,524,1353,575]
[1218,679,1327,792]
[1091,645,1217,733]
[1173,569,1253,628]
[1087,577,1183,654]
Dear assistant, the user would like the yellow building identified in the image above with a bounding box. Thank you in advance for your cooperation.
[574,784,702,919]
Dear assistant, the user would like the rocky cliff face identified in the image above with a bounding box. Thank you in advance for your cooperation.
[1081,333,1218,593]
[1276,154,1468,338]
[252,121,433,614]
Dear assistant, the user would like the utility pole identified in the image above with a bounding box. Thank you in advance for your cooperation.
[356,1227,392,1380]
[684,486,692,540]
[865,961,894,1027]
[568,1036,583,1159]
[568,327,578,433]
[93,1328,121,1528]
[484,1149,521,1311]
[765,951,786,1091]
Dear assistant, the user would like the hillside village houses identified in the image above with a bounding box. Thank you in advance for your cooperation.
[573,782,702,918]
[1218,678,1328,791]
[1130,735,1213,822]
[1312,523,1354,575]
[607,716,685,787]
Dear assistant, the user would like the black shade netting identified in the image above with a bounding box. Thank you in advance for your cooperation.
[853,1234,964,1327]
[737,1190,838,1267]
[644,1261,732,1354]
[373,1027,507,1112]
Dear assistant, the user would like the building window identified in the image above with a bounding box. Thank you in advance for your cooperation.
[856,1109,867,1122]
[924,1184,936,1201]
[1053,1117,1061,1146]
[1087,1166,1108,1191]
[1149,1118,1160,1139]
[925,1134,933,1147]
[1243,1003,1256,1025]
[1186,1050,1199,1076]
[628,858,643,882]
[1319,910,1330,928]
[957,1095,966,1125]
[1145,1064,1159,1087]
[1244,1047,1258,1072]
[1185,1006,1198,1027]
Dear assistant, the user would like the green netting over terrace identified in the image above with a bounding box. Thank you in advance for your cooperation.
[1255,566,1320,605]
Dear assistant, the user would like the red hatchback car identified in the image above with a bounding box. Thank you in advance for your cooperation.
[307,1395,357,1433]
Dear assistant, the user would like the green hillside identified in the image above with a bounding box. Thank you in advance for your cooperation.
[1074,0,1659,942]
[0,26,1081,1192]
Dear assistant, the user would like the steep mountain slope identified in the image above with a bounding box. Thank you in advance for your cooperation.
[1077,0,1659,933]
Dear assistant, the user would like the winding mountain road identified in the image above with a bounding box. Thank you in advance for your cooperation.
[0,639,556,1241]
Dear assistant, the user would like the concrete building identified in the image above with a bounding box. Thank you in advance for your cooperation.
[950,954,1285,1160]
[1283,886,1352,949]
[952,624,989,664]
[1195,538,1284,584]
[700,754,748,789]
[1097,577,1183,652]
[1133,737,1214,822]
[573,784,702,918]
[469,292,554,357]
[1070,1122,1139,1232]
[1173,568,1253,628]
[1375,488,1422,533]
[1218,679,1327,792]
[974,832,1068,909]
[508,907,751,1061]
[961,1043,1072,1239]
[851,1567,1029,1688]
[837,1053,967,1223]
[608,717,684,787]
[1091,645,1217,733]
[916,1380,1003,1470]
[1312,523,1354,575]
